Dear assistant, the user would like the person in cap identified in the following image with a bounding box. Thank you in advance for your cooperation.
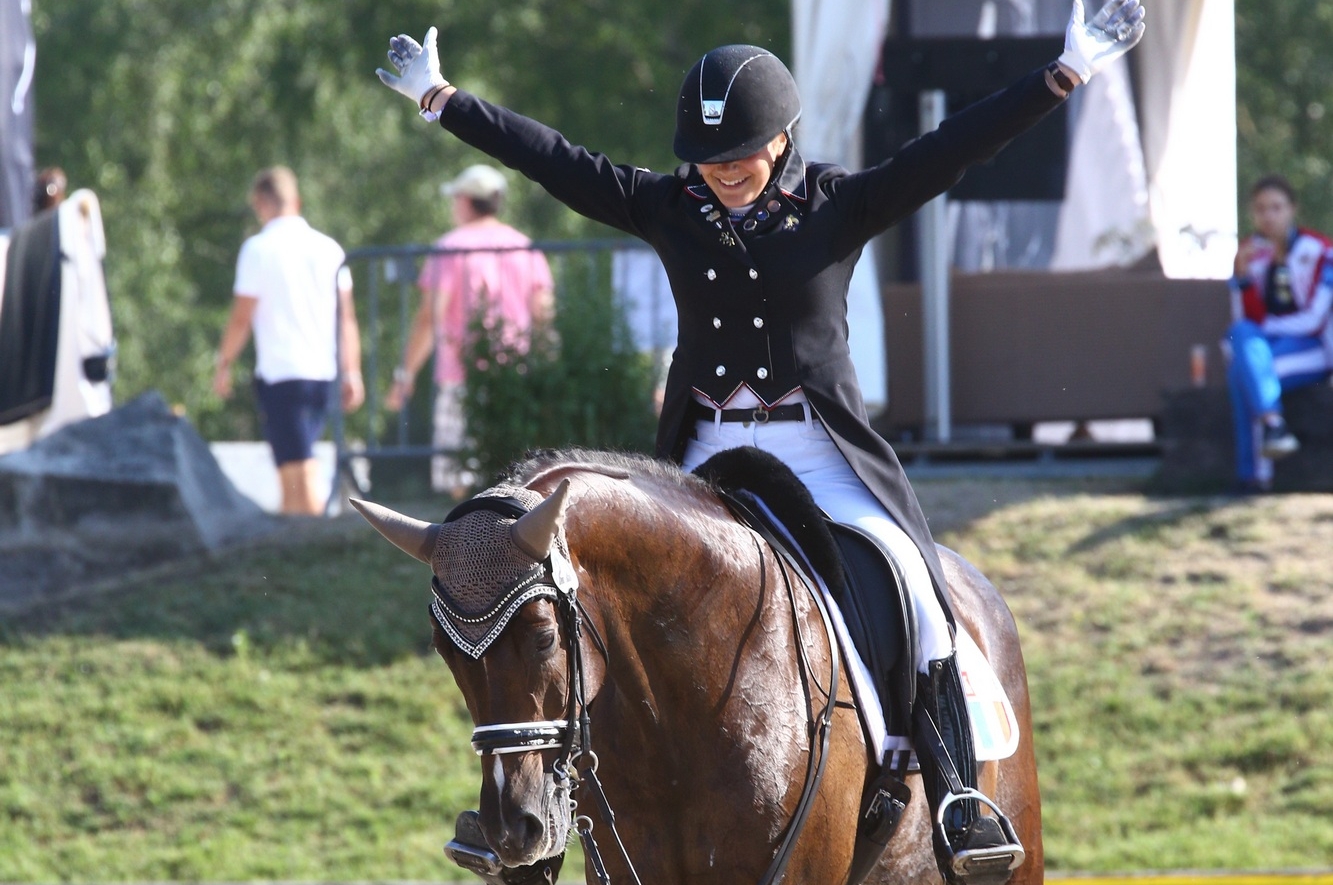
[386,163,554,497]
[377,2,1144,881]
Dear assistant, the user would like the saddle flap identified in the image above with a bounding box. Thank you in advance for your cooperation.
[826,521,917,738]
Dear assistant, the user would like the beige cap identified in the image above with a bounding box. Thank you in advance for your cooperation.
[442,164,508,199]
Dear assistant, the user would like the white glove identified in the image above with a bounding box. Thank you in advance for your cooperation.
[1058,0,1147,82]
[376,27,449,117]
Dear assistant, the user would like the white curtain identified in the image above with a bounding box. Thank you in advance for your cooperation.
[1050,58,1152,269]
[1135,0,1236,279]
[787,0,1234,282]
[791,0,892,408]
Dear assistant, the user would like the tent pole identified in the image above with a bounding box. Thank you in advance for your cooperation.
[918,89,950,443]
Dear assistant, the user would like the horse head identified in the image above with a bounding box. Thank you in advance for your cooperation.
[352,479,588,868]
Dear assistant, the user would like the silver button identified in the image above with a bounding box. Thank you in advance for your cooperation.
[749,269,759,279]
[753,317,764,329]
[712,317,722,329]
[716,365,727,377]
[756,367,769,380]
[706,268,717,280]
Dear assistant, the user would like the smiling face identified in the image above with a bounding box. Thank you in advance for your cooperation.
[697,132,790,209]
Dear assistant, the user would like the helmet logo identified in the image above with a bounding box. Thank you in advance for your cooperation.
[701,100,725,125]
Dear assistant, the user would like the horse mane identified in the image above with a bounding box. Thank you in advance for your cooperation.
[502,446,844,590]
[503,447,707,493]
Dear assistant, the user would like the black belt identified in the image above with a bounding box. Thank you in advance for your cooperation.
[691,401,814,424]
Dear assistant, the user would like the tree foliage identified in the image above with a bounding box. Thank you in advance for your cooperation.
[30,0,788,439]
[461,253,660,485]
[31,0,1328,441]
[1235,0,1333,234]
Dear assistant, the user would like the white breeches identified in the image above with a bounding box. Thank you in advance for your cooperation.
[681,410,953,671]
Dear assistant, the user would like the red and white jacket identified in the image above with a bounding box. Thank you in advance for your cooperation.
[1231,228,1333,348]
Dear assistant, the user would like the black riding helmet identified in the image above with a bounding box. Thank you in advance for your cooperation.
[674,45,802,165]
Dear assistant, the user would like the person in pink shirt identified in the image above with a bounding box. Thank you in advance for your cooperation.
[387,164,554,495]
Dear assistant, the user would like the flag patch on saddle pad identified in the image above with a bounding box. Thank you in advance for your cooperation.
[956,629,1021,761]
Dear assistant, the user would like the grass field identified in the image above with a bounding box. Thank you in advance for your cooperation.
[2,476,1332,879]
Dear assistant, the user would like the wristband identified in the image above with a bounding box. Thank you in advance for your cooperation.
[393,366,412,385]
[419,83,450,122]
[1046,63,1076,96]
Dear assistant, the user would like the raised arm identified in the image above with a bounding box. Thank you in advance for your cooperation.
[829,0,1146,246]
[376,28,665,238]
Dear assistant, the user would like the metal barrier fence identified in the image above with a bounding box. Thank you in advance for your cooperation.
[329,237,674,503]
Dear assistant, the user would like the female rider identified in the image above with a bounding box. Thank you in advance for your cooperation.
[377,3,1144,881]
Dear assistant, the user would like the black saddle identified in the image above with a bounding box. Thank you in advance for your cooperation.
[693,445,918,733]
[693,446,919,881]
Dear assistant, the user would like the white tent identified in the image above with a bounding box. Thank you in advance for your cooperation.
[790,0,1237,280]
[791,0,893,407]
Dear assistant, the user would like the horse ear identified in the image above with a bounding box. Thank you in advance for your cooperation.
[349,498,442,566]
[510,478,571,561]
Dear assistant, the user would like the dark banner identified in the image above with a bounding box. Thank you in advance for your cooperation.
[0,0,35,230]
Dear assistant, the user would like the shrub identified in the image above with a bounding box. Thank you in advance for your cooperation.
[459,250,659,485]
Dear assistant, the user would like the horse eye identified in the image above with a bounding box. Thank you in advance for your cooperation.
[533,628,558,653]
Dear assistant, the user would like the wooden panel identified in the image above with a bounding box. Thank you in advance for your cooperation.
[878,269,1232,432]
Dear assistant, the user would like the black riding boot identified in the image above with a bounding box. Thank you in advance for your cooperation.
[914,655,1024,885]
[445,810,565,885]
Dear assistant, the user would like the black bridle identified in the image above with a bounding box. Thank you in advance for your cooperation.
[438,491,839,885]
[436,495,638,885]
[432,494,590,761]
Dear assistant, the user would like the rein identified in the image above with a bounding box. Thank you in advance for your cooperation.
[720,490,842,885]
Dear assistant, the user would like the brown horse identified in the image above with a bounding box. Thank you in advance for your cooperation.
[354,449,1042,885]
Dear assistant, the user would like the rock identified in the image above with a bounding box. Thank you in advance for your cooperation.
[0,391,275,611]
[1274,383,1333,492]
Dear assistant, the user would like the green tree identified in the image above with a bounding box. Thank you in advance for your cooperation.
[30,0,788,440]
[1235,0,1333,234]
[460,252,659,486]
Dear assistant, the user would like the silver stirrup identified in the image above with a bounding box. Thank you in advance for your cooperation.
[936,788,1025,876]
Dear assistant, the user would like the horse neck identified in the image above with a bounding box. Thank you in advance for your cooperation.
[569,476,752,646]
[566,477,796,755]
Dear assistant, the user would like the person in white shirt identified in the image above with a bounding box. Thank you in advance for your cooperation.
[212,166,364,514]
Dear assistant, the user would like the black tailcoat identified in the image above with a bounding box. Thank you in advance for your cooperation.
[437,68,1065,602]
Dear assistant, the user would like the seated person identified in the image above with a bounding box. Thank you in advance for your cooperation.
[1226,174,1333,491]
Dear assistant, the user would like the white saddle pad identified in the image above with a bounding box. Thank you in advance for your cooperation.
[819,580,1021,765]
[744,494,1020,765]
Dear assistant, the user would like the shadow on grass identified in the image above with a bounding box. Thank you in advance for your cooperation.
[0,500,461,668]
[914,473,1153,537]
[1064,499,1216,554]
[2,473,1179,666]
